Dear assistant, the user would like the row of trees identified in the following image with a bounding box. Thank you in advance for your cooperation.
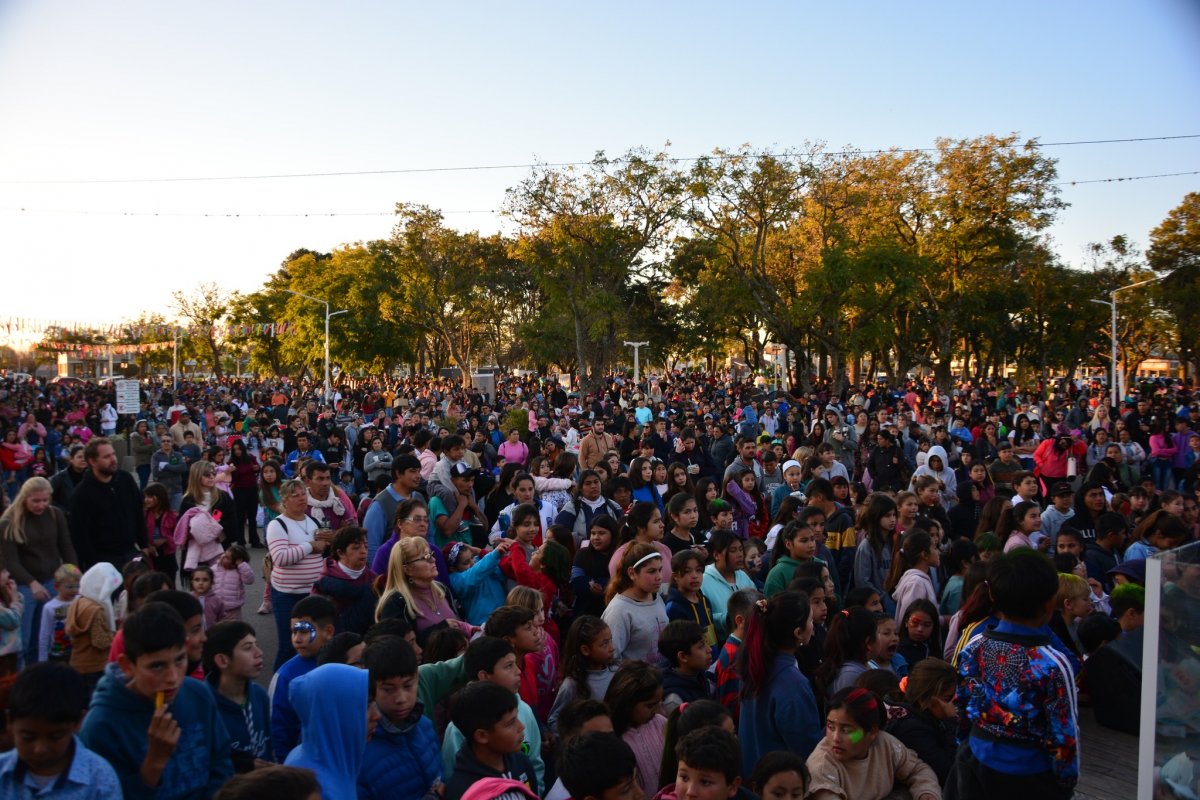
[34,135,1200,393]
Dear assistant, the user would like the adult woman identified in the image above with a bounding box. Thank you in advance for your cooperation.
[267,478,334,668]
[375,536,467,642]
[49,444,87,513]
[179,459,239,548]
[497,428,529,469]
[1009,414,1041,470]
[258,459,283,526]
[363,437,393,486]
[370,498,449,582]
[229,439,262,548]
[0,476,76,665]
[129,420,156,490]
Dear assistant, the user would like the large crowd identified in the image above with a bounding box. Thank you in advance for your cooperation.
[0,368,1196,800]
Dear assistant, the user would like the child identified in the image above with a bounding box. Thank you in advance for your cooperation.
[1041,483,1076,543]
[505,585,560,724]
[608,502,673,589]
[737,591,820,775]
[144,482,180,584]
[570,516,619,619]
[447,539,512,626]
[1110,583,1146,633]
[214,766,319,800]
[723,470,759,540]
[440,635,544,789]
[444,681,539,800]
[664,493,705,556]
[203,620,273,771]
[853,494,898,613]
[1048,573,1091,663]
[658,621,715,716]
[844,586,885,615]
[791,577,830,683]
[897,599,941,667]
[671,727,744,799]
[974,532,1003,562]
[80,601,234,799]
[713,587,761,726]
[548,615,617,735]
[601,544,669,665]
[506,540,570,646]
[999,501,1044,553]
[213,544,254,621]
[867,613,906,677]
[658,699,735,793]
[707,498,735,537]
[940,538,978,616]
[190,565,227,630]
[312,525,379,636]
[765,522,818,597]
[885,529,940,627]
[744,537,768,588]
[665,550,718,659]
[358,635,443,800]
[0,662,121,798]
[66,562,121,691]
[1125,509,1189,561]
[1010,471,1041,508]
[39,562,80,662]
[806,687,941,800]
[885,658,959,785]
[952,549,1080,798]
[604,660,667,797]
[112,560,150,629]
[283,663,370,800]
[749,751,810,800]
[269,594,336,761]
[816,605,880,698]
[557,731,640,800]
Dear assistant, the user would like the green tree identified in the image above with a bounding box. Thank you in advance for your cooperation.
[1147,192,1200,379]
[172,283,235,379]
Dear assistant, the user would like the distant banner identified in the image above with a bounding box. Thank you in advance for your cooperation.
[3,318,300,346]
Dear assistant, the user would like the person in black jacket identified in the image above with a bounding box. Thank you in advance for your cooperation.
[868,430,907,492]
[884,658,958,786]
[67,437,147,571]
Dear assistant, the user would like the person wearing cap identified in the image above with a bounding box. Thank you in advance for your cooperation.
[430,463,483,550]
[1041,482,1077,542]
[169,410,202,448]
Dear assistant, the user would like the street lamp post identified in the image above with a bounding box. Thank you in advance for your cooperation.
[623,341,649,385]
[286,290,348,401]
[1089,274,1169,405]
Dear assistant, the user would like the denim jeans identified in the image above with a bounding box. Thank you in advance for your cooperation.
[1152,458,1174,491]
[17,579,54,667]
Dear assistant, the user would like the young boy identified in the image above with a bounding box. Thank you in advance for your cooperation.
[712,588,761,725]
[203,620,273,771]
[953,550,1078,798]
[270,595,336,761]
[1083,513,1128,592]
[658,621,714,716]
[1110,584,1146,634]
[673,727,743,800]
[359,635,443,800]
[80,601,233,800]
[312,525,378,636]
[1124,514,1189,562]
[544,700,616,800]
[1010,472,1040,508]
[0,662,121,798]
[1041,483,1076,544]
[441,636,544,789]
[39,563,80,662]
[443,681,538,800]
[707,499,734,537]
[556,731,642,800]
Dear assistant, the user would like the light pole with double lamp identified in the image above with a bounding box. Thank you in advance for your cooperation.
[286,289,348,401]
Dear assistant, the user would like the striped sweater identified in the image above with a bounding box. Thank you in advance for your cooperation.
[267,516,324,594]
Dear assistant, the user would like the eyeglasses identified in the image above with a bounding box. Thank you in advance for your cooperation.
[404,517,429,524]
[202,471,216,477]
[404,552,436,565]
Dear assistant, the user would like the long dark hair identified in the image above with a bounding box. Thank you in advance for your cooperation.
[737,591,811,699]
[860,493,898,558]
[619,501,660,545]
[884,529,932,594]
[816,606,878,696]
[561,615,613,698]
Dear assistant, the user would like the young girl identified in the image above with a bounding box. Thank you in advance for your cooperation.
[570,516,618,618]
[604,659,668,796]
[764,494,802,552]
[665,550,718,659]
[652,459,670,502]
[911,475,952,535]
[502,502,543,565]
[190,564,227,630]
[694,478,718,533]
[601,543,669,664]
[143,482,180,585]
[885,529,940,627]
[547,614,618,735]
[744,537,769,588]
[536,453,577,514]
[895,491,920,536]
[750,751,810,800]
[658,699,734,793]
[628,456,664,512]
[853,494,897,613]
[998,500,1043,553]
[737,591,821,773]
[507,584,560,725]
[1048,572,1091,663]
[897,599,941,666]
[939,538,978,616]
[607,502,672,589]
[806,687,941,800]
[66,562,121,692]
[884,658,959,786]
[792,576,830,684]
[507,538,571,647]
[817,605,880,698]
[663,493,704,557]
[256,459,283,613]
[0,568,23,675]
[445,538,512,627]
[664,462,695,503]
[867,613,905,677]
[724,469,760,540]
[213,544,255,621]
[765,522,818,597]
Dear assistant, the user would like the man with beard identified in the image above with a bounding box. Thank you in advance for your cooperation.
[67,437,147,570]
[579,418,616,470]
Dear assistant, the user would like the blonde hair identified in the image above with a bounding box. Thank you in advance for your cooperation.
[375,537,446,622]
[0,476,54,545]
[1058,572,1090,603]
[506,585,544,615]
[184,460,216,510]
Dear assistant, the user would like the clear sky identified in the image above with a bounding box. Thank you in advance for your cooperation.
[1,1,1198,334]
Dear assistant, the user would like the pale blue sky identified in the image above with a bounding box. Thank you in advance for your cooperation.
[1,1,1198,329]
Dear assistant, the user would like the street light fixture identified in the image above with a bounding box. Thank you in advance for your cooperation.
[1089,274,1170,405]
[286,289,348,401]
[623,341,649,385]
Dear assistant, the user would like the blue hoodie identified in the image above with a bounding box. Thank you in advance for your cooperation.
[284,664,367,800]
[447,547,508,627]
[205,672,274,769]
[268,653,316,760]
[80,663,233,800]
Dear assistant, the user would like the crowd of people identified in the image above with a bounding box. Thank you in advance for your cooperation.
[0,367,1196,800]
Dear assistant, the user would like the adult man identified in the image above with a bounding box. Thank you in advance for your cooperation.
[579,418,616,470]
[283,431,324,479]
[169,410,202,447]
[1122,398,1154,450]
[304,461,358,531]
[633,398,653,427]
[867,430,906,492]
[363,454,424,566]
[149,435,189,510]
[68,437,147,570]
[722,436,763,487]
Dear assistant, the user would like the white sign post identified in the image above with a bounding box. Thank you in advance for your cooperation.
[115,379,140,415]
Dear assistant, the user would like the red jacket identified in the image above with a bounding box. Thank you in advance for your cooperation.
[1032,438,1087,479]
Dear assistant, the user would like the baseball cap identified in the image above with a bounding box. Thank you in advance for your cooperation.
[1050,482,1074,497]
[450,462,479,480]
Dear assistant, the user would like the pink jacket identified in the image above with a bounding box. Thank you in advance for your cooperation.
[173,506,225,570]
[213,561,254,610]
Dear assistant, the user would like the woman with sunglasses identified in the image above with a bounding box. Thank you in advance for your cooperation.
[266,478,335,668]
[375,537,470,643]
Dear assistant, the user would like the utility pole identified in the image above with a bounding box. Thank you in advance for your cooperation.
[287,289,348,401]
[1089,274,1169,405]
[623,341,649,385]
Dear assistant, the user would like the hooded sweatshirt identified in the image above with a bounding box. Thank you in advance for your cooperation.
[205,672,273,770]
[80,664,233,800]
[66,562,121,675]
[907,445,956,509]
[444,738,539,800]
[284,664,368,800]
[892,568,937,627]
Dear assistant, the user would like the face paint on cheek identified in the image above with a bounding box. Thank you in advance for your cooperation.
[848,729,865,745]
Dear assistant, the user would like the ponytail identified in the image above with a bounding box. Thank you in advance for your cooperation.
[737,591,811,699]
[619,501,659,545]
[605,542,658,605]
[884,529,932,594]
[816,606,878,697]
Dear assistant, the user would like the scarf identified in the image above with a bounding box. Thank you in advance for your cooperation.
[339,562,366,580]
[307,489,347,526]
